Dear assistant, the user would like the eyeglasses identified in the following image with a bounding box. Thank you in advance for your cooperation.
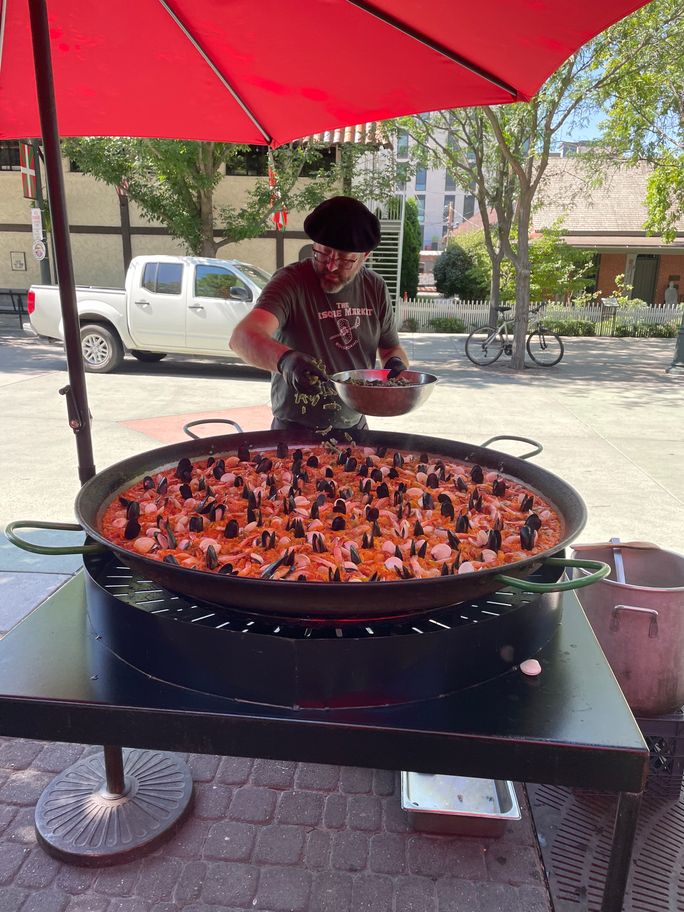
[312,247,360,269]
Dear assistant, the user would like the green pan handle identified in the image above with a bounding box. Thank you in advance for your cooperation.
[481,435,543,460]
[495,557,611,593]
[4,521,104,555]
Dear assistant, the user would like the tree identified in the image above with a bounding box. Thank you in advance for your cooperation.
[399,8,674,368]
[591,0,684,241]
[400,198,421,298]
[433,244,485,298]
[61,137,397,257]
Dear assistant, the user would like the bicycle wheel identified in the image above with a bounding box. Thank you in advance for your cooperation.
[465,325,505,366]
[526,328,564,366]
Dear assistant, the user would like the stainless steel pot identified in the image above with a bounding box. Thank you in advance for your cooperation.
[572,540,684,716]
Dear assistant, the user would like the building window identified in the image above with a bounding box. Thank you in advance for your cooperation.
[396,130,409,159]
[415,168,427,192]
[462,194,475,220]
[0,141,20,170]
[415,195,425,223]
[226,146,268,176]
[445,172,456,192]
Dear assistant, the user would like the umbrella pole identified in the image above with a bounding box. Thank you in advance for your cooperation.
[27,0,96,484]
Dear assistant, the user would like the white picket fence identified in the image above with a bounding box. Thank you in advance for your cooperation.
[395,298,684,334]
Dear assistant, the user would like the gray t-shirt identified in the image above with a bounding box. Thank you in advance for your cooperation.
[255,259,400,429]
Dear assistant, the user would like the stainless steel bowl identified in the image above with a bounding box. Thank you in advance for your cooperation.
[329,369,438,417]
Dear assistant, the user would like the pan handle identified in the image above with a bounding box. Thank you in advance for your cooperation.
[4,521,103,555]
[183,419,244,439]
[480,436,542,460]
[495,557,611,593]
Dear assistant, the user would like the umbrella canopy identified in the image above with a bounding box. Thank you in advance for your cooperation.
[1,0,652,146]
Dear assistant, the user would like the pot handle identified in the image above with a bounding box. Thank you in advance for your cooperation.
[611,604,659,638]
[495,557,611,593]
[183,419,244,439]
[480,436,543,460]
[4,521,104,555]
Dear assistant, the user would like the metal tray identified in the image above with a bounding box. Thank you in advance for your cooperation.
[400,771,521,837]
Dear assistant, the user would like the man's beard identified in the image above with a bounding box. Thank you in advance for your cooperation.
[314,263,362,294]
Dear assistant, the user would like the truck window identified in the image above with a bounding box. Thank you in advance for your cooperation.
[195,265,249,299]
[237,264,271,290]
[141,262,183,295]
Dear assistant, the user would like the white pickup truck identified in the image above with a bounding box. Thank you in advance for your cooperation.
[27,255,272,373]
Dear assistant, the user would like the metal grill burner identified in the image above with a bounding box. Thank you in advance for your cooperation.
[84,551,565,709]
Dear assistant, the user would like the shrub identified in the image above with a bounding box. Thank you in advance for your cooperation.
[428,317,467,333]
[615,321,679,338]
[648,323,678,338]
[543,319,597,337]
[400,317,419,332]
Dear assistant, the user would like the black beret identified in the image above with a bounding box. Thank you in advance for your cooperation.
[304,196,381,252]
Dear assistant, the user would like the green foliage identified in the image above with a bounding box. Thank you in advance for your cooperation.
[400,317,419,332]
[527,227,596,300]
[591,0,684,242]
[606,274,649,309]
[615,322,679,338]
[400,198,421,299]
[61,137,396,256]
[428,317,467,333]
[433,244,486,298]
[543,319,597,337]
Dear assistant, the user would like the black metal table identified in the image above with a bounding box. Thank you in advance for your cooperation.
[0,573,648,912]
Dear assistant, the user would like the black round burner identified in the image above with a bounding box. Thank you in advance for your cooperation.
[83,551,564,709]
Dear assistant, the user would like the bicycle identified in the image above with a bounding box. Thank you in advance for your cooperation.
[464,303,564,367]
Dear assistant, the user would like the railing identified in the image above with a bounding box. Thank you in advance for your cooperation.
[0,289,28,330]
[395,297,684,336]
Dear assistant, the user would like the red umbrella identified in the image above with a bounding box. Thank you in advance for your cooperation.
[2,0,652,145]
[0,0,654,481]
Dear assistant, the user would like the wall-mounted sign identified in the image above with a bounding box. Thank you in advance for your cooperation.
[32,240,46,262]
[20,143,36,199]
[31,208,43,241]
[10,251,27,271]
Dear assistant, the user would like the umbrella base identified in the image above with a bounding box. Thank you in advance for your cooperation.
[34,747,193,866]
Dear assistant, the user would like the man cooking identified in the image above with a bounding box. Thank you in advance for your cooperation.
[229,196,409,433]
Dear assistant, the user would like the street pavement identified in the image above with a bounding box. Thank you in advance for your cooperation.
[0,318,681,912]
[0,318,681,548]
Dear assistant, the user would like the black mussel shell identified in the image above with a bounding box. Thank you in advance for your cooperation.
[331,515,346,531]
[124,518,140,540]
[447,529,460,549]
[344,457,357,472]
[487,529,502,551]
[419,452,429,463]
[163,554,179,565]
[370,468,383,483]
[440,500,455,519]
[520,524,536,550]
[349,544,362,565]
[456,476,468,492]
[179,483,193,501]
[233,475,244,488]
[492,477,507,496]
[189,515,204,533]
[413,520,424,536]
[333,498,347,514]
[393,451,404,468]
[224,518,239,538]
[206,545,219,570]
[456,512,470,533]
[372,520,382,537]
[525,512,542,531]
[126,501,140,521]
[520,493,534,512]
[176,457,192,480]
[292,519,306,539]
[470,464,484,484]
[325,466,334,478]
[142,475,155,491]
[366,506,380,521]
[256,457,273,474]
[218,562,234,575]
[388,467,399,479]
[307,454,319,468]
[376,445,387,457]
[207,456,215,467]
[358,463,369,477]
[310,501,319,520]
[426,472,439,489]
[376,481,390,500]
[237,445,250,463]
[417,540,428,558]
[421,492,434,510]
[156,477,168,495]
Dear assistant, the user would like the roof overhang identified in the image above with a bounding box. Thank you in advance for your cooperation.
[561,234,684,254]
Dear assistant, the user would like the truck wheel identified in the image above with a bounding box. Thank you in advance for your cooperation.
[80,324,124,373]
[130,350,167,363]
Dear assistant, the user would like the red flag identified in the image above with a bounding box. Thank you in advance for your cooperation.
[268,149,287,232]
[19,142,36,199]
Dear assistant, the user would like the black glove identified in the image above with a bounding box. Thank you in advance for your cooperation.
[277,350,329,392]
[384,356,408,380]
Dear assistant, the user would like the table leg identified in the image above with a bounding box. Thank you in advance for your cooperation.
[600,790,642,912]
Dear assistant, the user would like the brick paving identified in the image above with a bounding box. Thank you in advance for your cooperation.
[0,739,552,911]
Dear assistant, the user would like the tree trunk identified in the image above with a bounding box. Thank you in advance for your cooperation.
[511,196,532,371]
[488,259,502,326]
[198,143,217,256]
